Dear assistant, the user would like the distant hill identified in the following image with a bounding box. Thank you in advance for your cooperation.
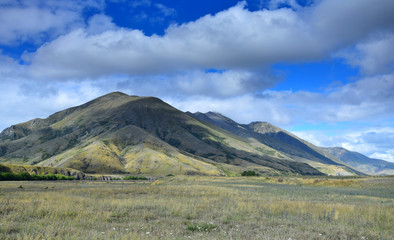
[191,112,362,176]
[0,92,365,176]
[322,147,394,175]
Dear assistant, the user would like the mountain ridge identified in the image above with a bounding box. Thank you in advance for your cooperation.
[322,147,394,175]
[192,112,349,166]
[0,92,386,176]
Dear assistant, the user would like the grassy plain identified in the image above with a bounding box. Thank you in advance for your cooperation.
[0,176,393,239]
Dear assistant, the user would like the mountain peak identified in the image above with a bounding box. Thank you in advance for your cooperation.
[94,91,130,101]
[204,112,236,123]
[106,91,128,97]
[192,111,244,132]
[248,121,282,134]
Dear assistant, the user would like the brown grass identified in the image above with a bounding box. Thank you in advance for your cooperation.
[0,176,393,239]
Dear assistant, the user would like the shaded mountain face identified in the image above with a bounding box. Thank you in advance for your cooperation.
[323,147,394,175]
[0,92,322,176]
[192,112,363,176]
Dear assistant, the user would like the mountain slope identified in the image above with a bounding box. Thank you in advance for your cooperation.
[323,147,394,175]
[0,92,322,176]
[192,112,362,176]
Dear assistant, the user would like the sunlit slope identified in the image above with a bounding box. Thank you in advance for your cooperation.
[0,92,321,175]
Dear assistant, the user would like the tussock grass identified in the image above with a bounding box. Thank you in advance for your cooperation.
[0,176,393,239]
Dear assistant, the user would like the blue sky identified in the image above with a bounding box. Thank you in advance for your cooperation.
[0,0,393,161]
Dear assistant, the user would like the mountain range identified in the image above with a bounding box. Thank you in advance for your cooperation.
[322,147,394,175]
[0,92,391,176]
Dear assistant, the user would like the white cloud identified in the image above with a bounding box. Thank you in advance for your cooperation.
[25,0,394,79]
[86,14,118,35]
[174,70,277,98]
[268,0,302,10]
[169,73,394,127]
[370,152,394,162]
[0,52,26,79]
[154,3,176,17]
[0,7,80,45]
[0,80,105,131]
[338,33,394,75]
[0,0,104,45]
[310,0,394,48]
[290,131,323,146]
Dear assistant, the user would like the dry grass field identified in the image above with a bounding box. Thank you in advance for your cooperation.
[0,176,393,239]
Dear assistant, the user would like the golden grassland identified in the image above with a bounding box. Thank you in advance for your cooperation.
[0,176,393,240]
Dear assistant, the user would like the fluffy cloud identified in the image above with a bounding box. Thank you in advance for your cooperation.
[167,73,394,129]
[174,70,278,97]
[86,14,118,35]
[310,0,394,47]
[0,0,104,45]
[338,33,394,75]
[26,0,394,79]
[0,52,25,80]
[0,80,104,131]
[370,151,394,162]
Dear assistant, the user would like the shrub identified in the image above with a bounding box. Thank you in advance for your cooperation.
[0,172,75,181]
[122,176,148,180]
[187,222,217,232]
[241,170,259,176]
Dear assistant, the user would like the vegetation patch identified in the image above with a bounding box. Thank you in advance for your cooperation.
[122,175,148,180]
[186,222,217,232]
[0,172,75,181]
[241,170,259,176]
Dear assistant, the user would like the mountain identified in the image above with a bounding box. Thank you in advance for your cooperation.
[0,92,360,176]
[322,147,394,175]
[191,112,363,176]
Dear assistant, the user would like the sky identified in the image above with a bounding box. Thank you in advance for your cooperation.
[0,0,393,162]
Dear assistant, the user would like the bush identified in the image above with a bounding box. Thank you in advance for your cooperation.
[0,172,15,181]
[241,170,259,176]
[187,222,217,232]
[0,172,75,181]
[122,176,148,180]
